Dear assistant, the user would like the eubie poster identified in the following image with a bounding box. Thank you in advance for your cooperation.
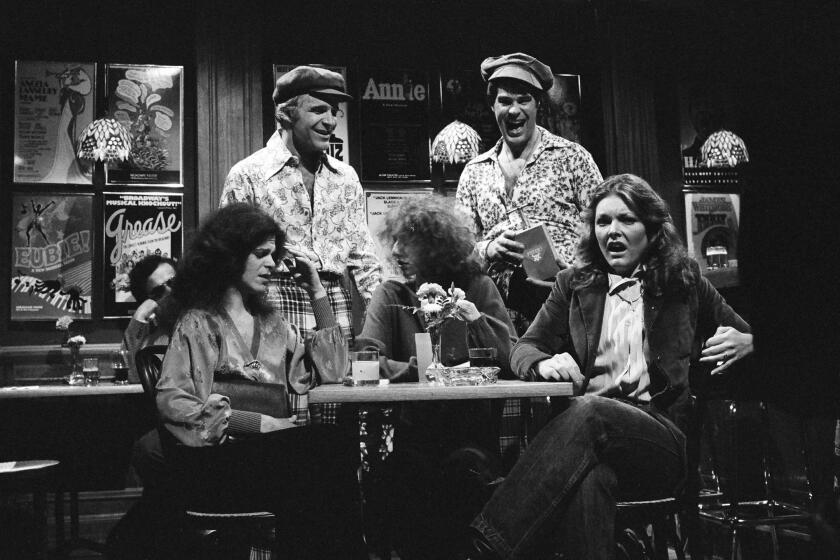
[11,193,93,320]
[683,191,740,274]
[105,64,183,185]
[103,192,183,318]
[13,61,96,184]
[273,64,350,164]
[365,189,432,279]
[360,68,431,181]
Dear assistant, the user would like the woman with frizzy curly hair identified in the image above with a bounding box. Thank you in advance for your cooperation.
[360,194,518,557]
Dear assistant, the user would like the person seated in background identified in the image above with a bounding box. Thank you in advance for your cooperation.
[465,174,754,560]
[155,203,366,559]
[359,195,517,558]
[107,255,180,560]
[122,254,177,382]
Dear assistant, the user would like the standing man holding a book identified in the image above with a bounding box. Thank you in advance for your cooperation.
[456,52,603,335]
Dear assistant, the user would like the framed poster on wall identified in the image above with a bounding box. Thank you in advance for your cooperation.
[537,74,582,144]
[683,189,740,286]
[365,188,432,279]
[273,64,350,164]
[105,64,183,186]
[359,68,430,181]
[103,192,183,318]
[10,193,93,320]
[13,61,96,184]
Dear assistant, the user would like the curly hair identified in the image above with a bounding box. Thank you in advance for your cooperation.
[128,254,176,302]
[172,203,284,316]
[380,194,480,288]
[573,174,695,296]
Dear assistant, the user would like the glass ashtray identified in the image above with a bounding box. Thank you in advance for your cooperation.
[438,366,500,386]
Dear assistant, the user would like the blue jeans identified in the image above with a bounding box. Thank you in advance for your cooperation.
[471,395,686,559]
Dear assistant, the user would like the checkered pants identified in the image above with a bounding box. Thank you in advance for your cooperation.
[267,273,353,425]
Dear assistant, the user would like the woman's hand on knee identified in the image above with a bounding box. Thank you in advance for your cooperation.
[260,414,299,432]
[535,353,584,385]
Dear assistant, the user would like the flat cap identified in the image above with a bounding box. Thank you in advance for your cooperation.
[272,66,352,105]
[480,52,554,92]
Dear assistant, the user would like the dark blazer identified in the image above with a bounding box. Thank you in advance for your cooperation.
[511,263,750,432]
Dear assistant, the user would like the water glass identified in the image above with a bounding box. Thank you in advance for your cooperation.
[83,357,100,386]
[350,350,379,385]
[469,347,498,367]
[111,349,130,385]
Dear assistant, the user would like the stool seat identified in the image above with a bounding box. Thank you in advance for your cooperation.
[616,497,685,560]
[0,459,60,481]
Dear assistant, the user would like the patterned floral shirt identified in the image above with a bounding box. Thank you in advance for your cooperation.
[221,132,382,302]
[455,126,603,272]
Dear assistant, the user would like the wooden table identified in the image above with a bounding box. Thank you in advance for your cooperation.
[0,383,143,399]
[309,380,573,403]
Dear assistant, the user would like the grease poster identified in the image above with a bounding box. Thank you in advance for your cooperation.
[11,193,93,320]
[105,64,183,185]
[103,192,183,318]
[13,61,96,184]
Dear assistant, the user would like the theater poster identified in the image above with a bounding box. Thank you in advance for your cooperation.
[683,190,740,276]
[103,192,183,318]
[537,74,582,145]
[11,193,93,321]
[105,64,183,186]
[360,68,430,181]
[273,64,350,164]
[13,61,96,184]
[365,189,432,279]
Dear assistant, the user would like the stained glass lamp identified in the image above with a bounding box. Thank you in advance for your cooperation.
[700,130,749,167]
[77,118,132,163]
[431,120,481,165]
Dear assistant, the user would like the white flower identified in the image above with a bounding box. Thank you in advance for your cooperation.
[66,335,86,346]
[56,315,74,331]
[420,302,443,314]
[449,287,466,300]
[416,283,445,299]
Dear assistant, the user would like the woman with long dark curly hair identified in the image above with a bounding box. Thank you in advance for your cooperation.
[155,203,366,559]
[466,174,754,559]
[359,194,517,558]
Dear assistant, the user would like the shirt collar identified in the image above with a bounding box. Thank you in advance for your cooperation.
[607,265,645,296]
[470,126,570,165]
[264,131,338,177]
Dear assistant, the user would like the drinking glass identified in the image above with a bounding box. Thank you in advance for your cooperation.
[111,349,130,385]
[469,347,498,368]
[350,350,379,385]
[83,357,100,386]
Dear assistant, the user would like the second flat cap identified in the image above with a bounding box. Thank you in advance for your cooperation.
[480,52,554,92]
[272,66,352,105]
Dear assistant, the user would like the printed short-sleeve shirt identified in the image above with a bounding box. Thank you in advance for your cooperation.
[455,126,603,269]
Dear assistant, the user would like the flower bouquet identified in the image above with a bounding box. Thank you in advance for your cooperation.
[56,315,86,385]
[394,282,467,382]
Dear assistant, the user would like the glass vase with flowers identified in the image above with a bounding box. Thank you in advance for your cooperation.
[393,282,467,382]
[56,315,86,385]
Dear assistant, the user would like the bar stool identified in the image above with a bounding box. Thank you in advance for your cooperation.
[0,458,61,560]
[698,400,811,560]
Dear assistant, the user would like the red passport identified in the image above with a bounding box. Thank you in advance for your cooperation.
[515,224,562,280]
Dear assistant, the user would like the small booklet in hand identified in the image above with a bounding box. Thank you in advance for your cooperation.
[515,224,562,281]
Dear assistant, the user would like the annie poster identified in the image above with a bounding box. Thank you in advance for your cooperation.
[103,192,183,318]
[13,61,96,184]
[105,64,183,185]
[11,193,93,320]
[359,68,430,181]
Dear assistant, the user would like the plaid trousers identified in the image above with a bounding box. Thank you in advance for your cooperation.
[267,273,353,425]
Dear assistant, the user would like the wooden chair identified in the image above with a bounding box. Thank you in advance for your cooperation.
[0,458,61,560]
[134,344,280,559]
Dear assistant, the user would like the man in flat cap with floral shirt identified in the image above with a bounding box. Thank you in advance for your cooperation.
[456,52,603,335]
[221,65,381,424]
